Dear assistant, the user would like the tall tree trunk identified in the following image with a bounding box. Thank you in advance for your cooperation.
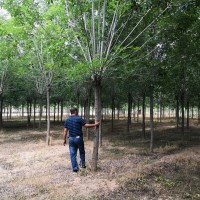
[191,106,194,119]
[127,92,132,133]
[6,106,9,121]
[57,101,60,121]
[39,95,43,129]
[22,104,24,119]
[186,99,189,130]
[45,101,47,122]
[159,98,162,123]
[54,103,56,123]
[30,101,32,124]
[86,90,91,140]
[142,94,146,139]
[176,95,180,130]
[9,104,12,119]
[150,89,154,153]
[92,79,101,172]
[27,100,30,128]
[181,92,185,138]
[61,100,64,122]
[33,98,36,128]
[92,105,94,120]
[198,95,200,124]
[77,91,80,110]
[137,99,140,123]
[46,84,51,145]
[0,97,3,130]
[81,105,83,118]
[133,99,136,122]
[111,96,115,132]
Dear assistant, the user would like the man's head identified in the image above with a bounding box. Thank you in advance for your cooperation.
[70,107,78,115]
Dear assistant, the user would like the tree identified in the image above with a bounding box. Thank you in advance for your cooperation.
[62,0,171,168]
[0,17,20,129]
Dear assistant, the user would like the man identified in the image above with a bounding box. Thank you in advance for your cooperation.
[63,107,100,172]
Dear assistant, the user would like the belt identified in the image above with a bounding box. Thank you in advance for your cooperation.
[69,136,81,138]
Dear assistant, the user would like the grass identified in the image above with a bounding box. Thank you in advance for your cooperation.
[0,119,200,199]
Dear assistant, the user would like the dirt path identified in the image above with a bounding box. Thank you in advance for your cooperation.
[0,131,119,200]
[1,129,200,200]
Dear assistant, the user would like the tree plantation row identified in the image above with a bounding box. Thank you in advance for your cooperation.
[0,0,199,170]
[1,99,200,124]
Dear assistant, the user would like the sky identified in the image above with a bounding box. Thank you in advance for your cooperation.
[0,8,11,19]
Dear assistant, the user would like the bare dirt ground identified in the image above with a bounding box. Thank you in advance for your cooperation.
[0,120,200,200]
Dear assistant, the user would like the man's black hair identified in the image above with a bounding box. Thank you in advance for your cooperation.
[70,107,78,114]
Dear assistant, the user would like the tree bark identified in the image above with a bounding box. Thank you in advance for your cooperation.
[57,101,60,121]
[150,89,154,153]
[127,92,132,132]
[86,94,90,140]
[176,95,180,130]
[181,92,185,137]
[61,100,64,122]
[27,100,31,128]
[142,93,146,139]
[54,103,56,123]
[9,104,12,119]
[111,96,115,132]
[0,97,3,130]
[33,98,36,128]
[22,104,24,119]
[92,78,101,171]
[186,99,189,130]
[137,99,140,123]
[133,99,136,122]
[198,96,200,124]
[46,84,51,145]
[39,95,43,129]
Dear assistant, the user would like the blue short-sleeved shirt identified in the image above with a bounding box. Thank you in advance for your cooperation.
[64,115,86,137]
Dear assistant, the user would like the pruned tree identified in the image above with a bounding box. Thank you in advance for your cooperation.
[63,0,170,170]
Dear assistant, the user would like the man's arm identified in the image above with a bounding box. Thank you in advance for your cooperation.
[84,122,100,128]
[63,127,68,146]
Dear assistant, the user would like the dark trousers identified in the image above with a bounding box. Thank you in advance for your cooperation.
[68,136,85,171]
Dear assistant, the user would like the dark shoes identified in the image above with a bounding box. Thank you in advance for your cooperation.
[80,164,86,169]
[73,165,86,173]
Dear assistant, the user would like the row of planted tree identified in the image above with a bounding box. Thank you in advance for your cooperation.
[1,89,199,129]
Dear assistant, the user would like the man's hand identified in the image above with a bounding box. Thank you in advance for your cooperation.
[96,122,100,126]
[63,128,68,146]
